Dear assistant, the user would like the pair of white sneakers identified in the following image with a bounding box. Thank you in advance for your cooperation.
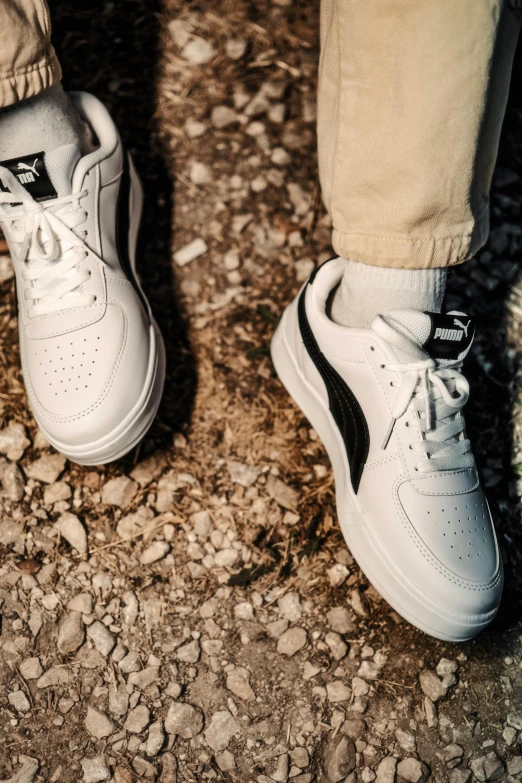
[0,93,502,642]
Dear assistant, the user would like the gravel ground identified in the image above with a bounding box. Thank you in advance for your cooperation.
[1,2,522,782]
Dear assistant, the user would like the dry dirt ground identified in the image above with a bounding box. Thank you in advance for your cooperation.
[1,2,522,782]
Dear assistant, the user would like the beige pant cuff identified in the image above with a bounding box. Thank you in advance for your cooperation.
[0,48,61,108]
[332,213,489,270]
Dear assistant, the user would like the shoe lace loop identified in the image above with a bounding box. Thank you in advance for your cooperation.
[374,318,474,473]
[0,164,105,318]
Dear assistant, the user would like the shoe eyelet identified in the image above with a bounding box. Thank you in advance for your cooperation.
[380,364,385,369]
[370,346,375,351]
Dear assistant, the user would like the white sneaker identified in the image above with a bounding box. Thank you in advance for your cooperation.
[271,257,502,641]
[0,92,165,465]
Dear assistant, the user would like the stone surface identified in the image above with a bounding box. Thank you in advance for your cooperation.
[140,540,171,564]
[57,611,85,654]
[164,702,204,739]
[25,453,66,484]
[87,621,116,657]
[419,669,447,702]
[327,736,356,782]
[276,627,307,656]
[56,513,88,554]
[124,704,151,734]
[80,755,110,783]
[397,759,429,783]
[19,657,43,680]
[0,421,30,461]
[85,706,115,739]
[326,606,356,634]
[204,710,239,752]
[226,666,255,701]
[101,476,138,508]
[375,757,398,783]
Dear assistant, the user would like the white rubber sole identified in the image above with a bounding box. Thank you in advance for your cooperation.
[271,305,500,642]
[35,157,166,466]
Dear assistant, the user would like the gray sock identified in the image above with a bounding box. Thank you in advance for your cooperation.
[331,257,447,328]
[0,84,91,160]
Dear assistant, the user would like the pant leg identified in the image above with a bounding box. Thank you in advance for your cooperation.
[318,0,520,269]
[0,0,61,109]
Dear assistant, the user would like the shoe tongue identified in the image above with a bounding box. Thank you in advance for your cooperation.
[384,309,475,363]
[0,144,81,202]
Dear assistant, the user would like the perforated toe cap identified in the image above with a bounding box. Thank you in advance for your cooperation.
[398,482,499,583]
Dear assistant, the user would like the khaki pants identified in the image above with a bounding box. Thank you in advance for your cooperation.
[0,1,520,269]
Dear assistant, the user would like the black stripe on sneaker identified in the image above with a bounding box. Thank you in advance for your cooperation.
[298,284,370,493]
[115,153,149,316]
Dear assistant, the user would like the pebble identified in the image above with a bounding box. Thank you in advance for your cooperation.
[44,481,71,504]
[140,541,171,565]
[397,759,429,783]
[182,38,215,65]
[146,720,165,756]
[326,606,355,634]
[185,119,206,139]
[327,563,350,588]
[357,661,381,681]
[419,669,447,702]
[159,753,177,783]
[117,506,154,539]
[395,728,416,753]
[507,711,522,730]
[25,453,66,484]
[119,651,142,673]
[113,767,133,783]
[295,258,315,282]
[19,657,43,680]
[277,627,307,657]
[85,706,115,739]
[87,621,116,657]
[226,666,255,701]
[132,757,155,778]
[327,736,356,782]
[0,421,30,460]
[266,475,298,510]
[325,632,348,661]
[211,105,239,129]
[101,476,138,508]
[0,254,14,283]
[176,638,200,663]
[326,681,351,703]
[469,752,504,782]
[164,701,204,738]
[271,147,291,166]
[190,161,212,185]
[290,748,309,768]
[216,750,236,771]
[270,753,290,782]
[228,460,259,487]
[277,591,302,622]
[55,512,87,554]
[68,593,93,614]
[173,238,208,267]
[234,602,254,620]
[124,704,150,734]
[80,755,110,783]
[205,710,239,752]
[226,38,247,60]
[8,690,31,713]
[2,758,39,783]
[1,462,25,501]
[375,757,397,783]
[57,611,85,654]
[215,548,239,567]
[109,684,129,717]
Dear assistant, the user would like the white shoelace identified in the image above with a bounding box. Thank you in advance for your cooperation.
[373,315,474,473]
[0,165,104,318]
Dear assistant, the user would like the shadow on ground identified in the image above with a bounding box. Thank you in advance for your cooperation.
[49,0,197,461]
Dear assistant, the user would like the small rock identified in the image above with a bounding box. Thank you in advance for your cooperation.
[277,592,302,622]
[44,481,71,504]
[173,238,208,267]
[211,105,238,129]
[469,753,504,782]
[270,753,290,782]
[140,541,171,565]
[19,657,43,680]
[397,759,429,783]
[226,666,255,701]
[350,589,370,617]
[117,506,155,539]
[325,631,348,661]
[216,750,236,771]
[357,661,382,681]
[146,720,165,757]
[327,563,350,588]
[81,755,110,783]
[266,475,298,510]
[326,606,356,634]
[227,460,260,487]
[165,702,204,738]
[290,748,309,768]
[266,619,289,639]
[57,611,85,654]
[87,621,116,657]
[189,161,212,185]
[277,627,307,657]
[226,38,247,59]
[449,771,471,783]
[25,453,65,483]
[182,38,214,65]
[327,736,356,782]
[1,462,25,501]
[8,691,31,713]
[68,593,93,614]
[507,712,522,730]
[419,669,447,702]
[36,666,69,689]
[113,767,133,783]
[0,421,30,461]
[130,454,167,486]
[124,704,150,734]
[1,757,39,783]
[326,681,352,703]
[159,752,178,783]
[0,254,14,283]
[119,650,142,673]
[176,639,200,663]
[85,706,115,739]
[215,548,238,567]
[109,684,129,717]
[507,757,522,776]
[132,757,155,778]
[375,757,397,783]
[56,512,87,554]
[395,728,416,753]
[101,476,138,508]
[205,710,239,752]
[234,602,254,621]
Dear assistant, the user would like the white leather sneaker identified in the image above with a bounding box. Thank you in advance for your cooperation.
[271,257,502,641]
[0,92,165,465]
